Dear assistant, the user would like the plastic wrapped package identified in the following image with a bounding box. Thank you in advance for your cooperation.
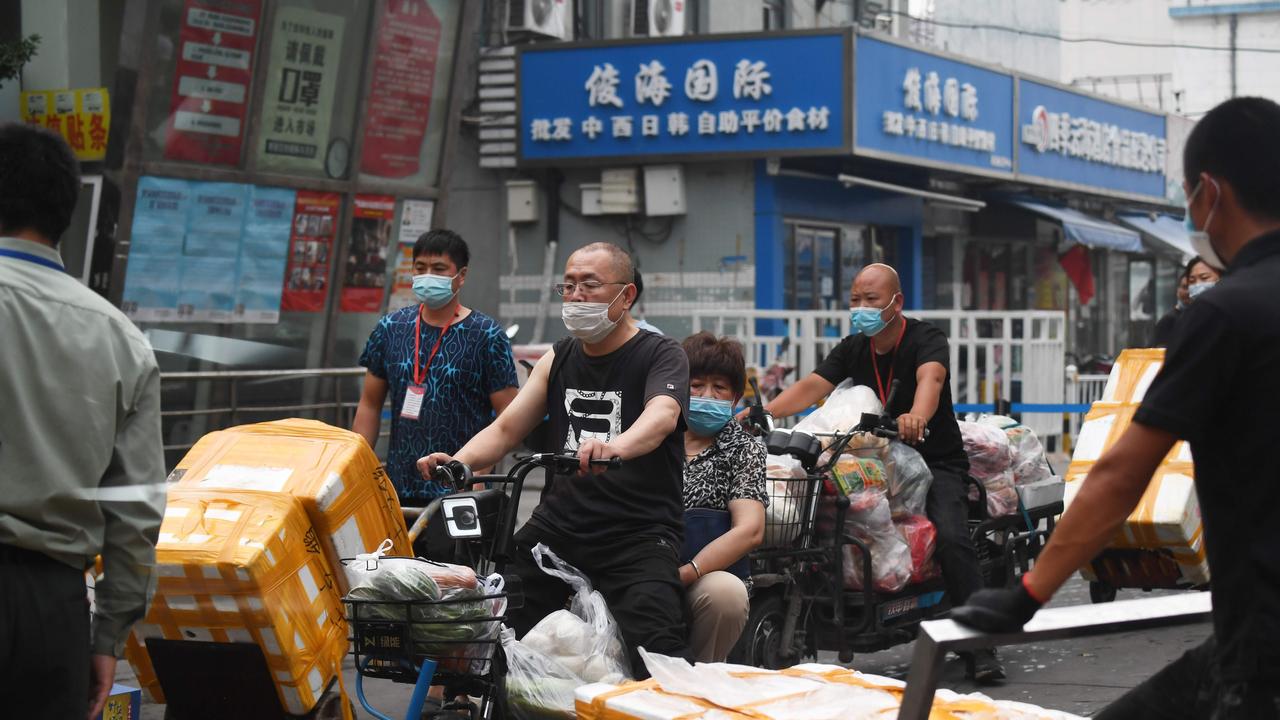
[885,441,932,518]
[896,515,938,583]
[832,455,888,496]
[501,628,581,720]
[841,488,912,592]
[959,420,1014,477]
[764,454,807,547]
[123,489,346,714]
[994,422,1054,487]
[794,381,883,436]
[573,654,1087,720]
[528,544,632,681]
[170,419,411,593]
[969,469,1019,518]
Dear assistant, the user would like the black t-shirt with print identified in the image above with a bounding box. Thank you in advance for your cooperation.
[813,317,968,468]
[528,330,691,545]
[1133,231,1280,681]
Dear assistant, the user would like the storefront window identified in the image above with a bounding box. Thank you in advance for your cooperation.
[921,236,955,310]
[254,0,372,178]
[357,0,462,189]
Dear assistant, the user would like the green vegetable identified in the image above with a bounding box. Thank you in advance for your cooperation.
[346,562,497,660]
[505,676,579,720]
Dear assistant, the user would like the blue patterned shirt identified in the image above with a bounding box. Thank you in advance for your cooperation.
[359,306,518,501]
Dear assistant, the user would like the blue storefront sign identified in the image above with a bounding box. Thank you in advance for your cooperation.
[1016,79,1167,200]
[853,36,1015,177]
[517,30,851,164]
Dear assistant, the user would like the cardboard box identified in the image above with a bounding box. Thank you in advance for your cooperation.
[98,684,141,720]
[124,489,347,714]
[1016,478,1065,509]
[169,419,411,592]
[1065,349,1209,587]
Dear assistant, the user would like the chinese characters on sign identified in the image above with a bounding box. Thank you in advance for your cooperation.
[360,0,441,178]
[165,0,260,165]
[880,66,1001,163]
[20,88,111,161]
[1021,105,1165,174]
[518,32,849,161]
[532,57,827,144]
[259,7,345,173]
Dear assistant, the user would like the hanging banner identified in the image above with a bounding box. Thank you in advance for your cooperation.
[340,194,396,313]
[164,0,260,165]
[281,190,340,312]
[359,0,441,178]
[21,88,111,161]
[258,7,346,174]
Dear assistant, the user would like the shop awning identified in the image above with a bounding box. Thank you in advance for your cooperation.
[1116,213,1194,260]
[1009,199,1144,253]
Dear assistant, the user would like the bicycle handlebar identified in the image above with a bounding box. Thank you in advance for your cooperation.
[431,453,621,489]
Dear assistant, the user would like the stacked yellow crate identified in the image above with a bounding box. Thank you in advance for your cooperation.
[124,490,347,714]
[1063,349,1209,587]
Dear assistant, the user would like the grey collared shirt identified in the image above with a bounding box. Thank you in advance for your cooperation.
[0,236,166,657]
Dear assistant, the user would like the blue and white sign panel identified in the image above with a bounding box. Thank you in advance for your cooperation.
[1017,79,1167,200]
[854,36,1015,176]
[517,31,851,164]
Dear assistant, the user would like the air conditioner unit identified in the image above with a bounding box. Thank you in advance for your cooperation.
[507,0,572,40]
[633,0,686,37]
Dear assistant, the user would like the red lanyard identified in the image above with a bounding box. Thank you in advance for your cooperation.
[871,324,906,407]
[413,308,458,386]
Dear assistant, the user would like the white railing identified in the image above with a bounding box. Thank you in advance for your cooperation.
[1065,371,1109,439]
[690,309,1067,441]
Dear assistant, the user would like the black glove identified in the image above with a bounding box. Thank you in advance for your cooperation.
[952,581,1043,633]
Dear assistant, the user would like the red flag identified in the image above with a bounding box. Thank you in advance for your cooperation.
[1058,245,1095,305]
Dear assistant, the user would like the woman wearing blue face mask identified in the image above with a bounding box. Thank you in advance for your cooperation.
[678,332,768,662]
[1151,257,1221,347]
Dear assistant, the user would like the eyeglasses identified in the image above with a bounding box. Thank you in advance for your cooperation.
[553,281,626,297]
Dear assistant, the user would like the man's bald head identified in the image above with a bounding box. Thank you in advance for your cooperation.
[568,242,635,283]
[854,263,901,295]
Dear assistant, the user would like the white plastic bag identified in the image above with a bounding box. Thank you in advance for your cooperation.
[501,627,581,720]
[763,454,807,548]
[841,488,912,592]
[1005,425,1054,486]
[794,381,883,436]
[529,543,632,681]
[959,420,1014,477]
[886,441,932,518]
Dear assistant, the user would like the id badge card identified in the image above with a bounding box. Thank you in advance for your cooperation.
[400,385,426,420]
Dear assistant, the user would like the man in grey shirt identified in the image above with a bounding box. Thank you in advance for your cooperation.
[0,124,166,718]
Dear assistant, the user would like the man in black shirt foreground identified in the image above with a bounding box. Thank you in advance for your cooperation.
[761,263,1002,682]
[420,242,690,674]
[954,97,1280,719]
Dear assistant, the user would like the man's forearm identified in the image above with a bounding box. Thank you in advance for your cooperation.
[765,375,830,419]
[456,421,520,470]
[352,402,380,449]
[611,400,680,459]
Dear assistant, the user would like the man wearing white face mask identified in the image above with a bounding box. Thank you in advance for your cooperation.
[954,97,1280,719]
[353,229,519,512]
[759,263,1001,682]
[419,242,693,675]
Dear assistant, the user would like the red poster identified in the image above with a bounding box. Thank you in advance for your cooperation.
[164,0,261,165]
[359,0,441,178]
[281,191,339,312]
[341,195,397,313]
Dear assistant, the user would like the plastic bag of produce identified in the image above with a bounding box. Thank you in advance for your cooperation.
[896,515,937,583]
[501,627,581,720]
[959,420,1014,477]
[1006,425,1053,486]
[529,544,632,681]
[886,441,932,518]
[840,488,911,592]
[832,454,888,496]
[794,381,883,436]
[967,470,1019,518]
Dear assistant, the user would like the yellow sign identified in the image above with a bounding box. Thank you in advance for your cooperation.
[20,87,111,161]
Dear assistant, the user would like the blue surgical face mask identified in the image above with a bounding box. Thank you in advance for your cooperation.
[687,396,734,437]
[850,294,899,337]
[1187,281,1216,301]
[413,273,458,309]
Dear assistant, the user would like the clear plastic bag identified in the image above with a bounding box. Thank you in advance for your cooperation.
[968,470,1019,517]
[959,420,1014,477]
[500,627,581,720]
[764,454,808,548]
[841,488,912,592]
[794,381,883,436]
[1005,424,1053,486]
[885,441,932,518]
[529,543,632,681]
[896,514,938,583]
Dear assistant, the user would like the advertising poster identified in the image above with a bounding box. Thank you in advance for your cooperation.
[281,190,340,312]
[386,198,434,313]
[122,176,293,323]
[258,7,345,174]
[359,0,441,178]
[340,194,395,313]
[21,88,111,161]
[164,0,260,165]
[237,186,295,322]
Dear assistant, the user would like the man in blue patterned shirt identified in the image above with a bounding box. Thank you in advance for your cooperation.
[353,230,518,506]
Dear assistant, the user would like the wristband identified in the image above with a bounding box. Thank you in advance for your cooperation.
[689,559,703,579]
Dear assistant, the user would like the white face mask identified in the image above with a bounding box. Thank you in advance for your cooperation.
[561,288,625,343]
[1185,178,1227,271]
